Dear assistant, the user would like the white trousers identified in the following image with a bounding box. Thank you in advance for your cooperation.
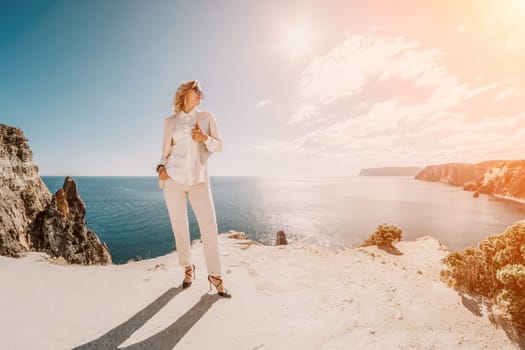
[162,177,222,276]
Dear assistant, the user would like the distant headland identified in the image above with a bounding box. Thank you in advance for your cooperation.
[359,166,423,176]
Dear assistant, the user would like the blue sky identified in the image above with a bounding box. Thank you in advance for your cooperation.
[2,0,525,176]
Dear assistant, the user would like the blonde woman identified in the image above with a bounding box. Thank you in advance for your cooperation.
[156,80,231,298]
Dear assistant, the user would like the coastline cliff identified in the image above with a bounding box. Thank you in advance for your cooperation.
[0,124,112,264]
[415,160,525,201]
[359,166,423,176]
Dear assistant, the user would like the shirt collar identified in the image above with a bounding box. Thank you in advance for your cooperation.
[179,106,198,118]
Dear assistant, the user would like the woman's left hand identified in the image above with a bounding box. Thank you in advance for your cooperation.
[191,122,208,142]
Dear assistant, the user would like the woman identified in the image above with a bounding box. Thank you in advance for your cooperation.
[156,79,231,298]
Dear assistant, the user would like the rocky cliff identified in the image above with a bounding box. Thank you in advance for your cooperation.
[29,176,112,264]
[0,124,112,264]
[415,160,525,201]
[0,124,51,256]
[359,166,423,176]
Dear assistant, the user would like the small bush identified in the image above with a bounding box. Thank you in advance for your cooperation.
[441,221,525,330]
[361,223,403,252]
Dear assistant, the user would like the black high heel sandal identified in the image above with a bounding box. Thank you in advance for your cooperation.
[208,275,232,298]
[182,264,195,289]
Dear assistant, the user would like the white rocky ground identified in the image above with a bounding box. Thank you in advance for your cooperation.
[0,233,518,350]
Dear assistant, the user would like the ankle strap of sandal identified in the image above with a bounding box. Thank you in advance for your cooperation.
[208,275,223,287]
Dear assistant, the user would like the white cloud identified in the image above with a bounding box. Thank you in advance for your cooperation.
[505,39,522,50]
[495,87,516,101]
[289,103,320,124]
[256,99,272,107]
[289,31,499,123]
[255,31,524,171]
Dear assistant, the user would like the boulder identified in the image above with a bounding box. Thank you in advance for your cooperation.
[275,230,288,245]
[226,231,249,240]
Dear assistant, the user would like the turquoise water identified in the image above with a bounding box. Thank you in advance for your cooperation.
[41,176,525,264]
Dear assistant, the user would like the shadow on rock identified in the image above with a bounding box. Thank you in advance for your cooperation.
[377,245,403,256]
[460,293,482,317]
[457,292,525,349]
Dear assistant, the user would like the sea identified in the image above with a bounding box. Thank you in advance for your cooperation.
[41,176,525,265]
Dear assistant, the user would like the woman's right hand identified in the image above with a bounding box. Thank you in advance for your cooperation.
[158,166,169,181]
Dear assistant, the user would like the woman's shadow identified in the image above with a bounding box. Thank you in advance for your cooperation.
[72,286,220,350]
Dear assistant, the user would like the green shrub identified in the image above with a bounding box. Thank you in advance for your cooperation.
[496,264,525,327]
[361,223,403,251]
[441,221,525,329]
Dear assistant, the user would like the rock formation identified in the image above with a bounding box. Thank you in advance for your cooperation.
[0,124,112,264]
[359,166,423,176]
[275,230,288,245]
[29,176,112,265]
[0,124,51,256]
[226,230,249,240]
[415,160,525,201]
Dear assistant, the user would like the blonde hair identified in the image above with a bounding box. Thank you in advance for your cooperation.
[172,80,201,113]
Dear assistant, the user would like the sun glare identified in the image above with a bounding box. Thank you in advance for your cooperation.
[279,23,315,59]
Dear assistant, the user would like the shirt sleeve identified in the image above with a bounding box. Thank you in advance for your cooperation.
[156,118,170,172]
[203,112,223,152]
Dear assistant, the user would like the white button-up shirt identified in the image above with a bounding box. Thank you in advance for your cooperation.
[157,107,223,189]
[165,106,214,185]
